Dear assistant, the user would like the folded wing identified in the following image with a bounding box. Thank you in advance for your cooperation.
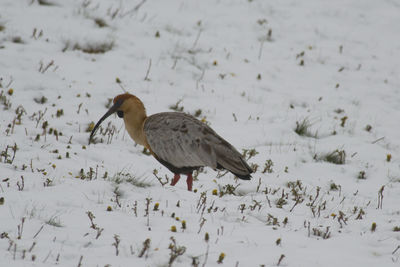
[144,112,252,179]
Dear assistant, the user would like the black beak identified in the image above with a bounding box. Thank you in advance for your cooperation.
[89,99,123,144]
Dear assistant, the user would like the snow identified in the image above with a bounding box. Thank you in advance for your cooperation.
[1,0,400,266]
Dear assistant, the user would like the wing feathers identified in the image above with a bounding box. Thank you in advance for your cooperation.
[144,112,251,178]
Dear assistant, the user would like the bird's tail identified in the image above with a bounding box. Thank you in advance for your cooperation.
[216,149,253,180]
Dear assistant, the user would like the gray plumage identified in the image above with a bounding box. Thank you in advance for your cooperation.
[144,112,252,179]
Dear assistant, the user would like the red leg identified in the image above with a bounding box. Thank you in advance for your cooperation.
[186,173,193,191]
[171,174,181,186]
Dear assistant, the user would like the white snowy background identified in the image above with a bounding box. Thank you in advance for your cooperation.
[1,0,400,266]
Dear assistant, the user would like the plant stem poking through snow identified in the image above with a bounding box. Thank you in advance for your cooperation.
[277,254,285,266]
[17,217,25,239]
[153,169,169,186]
[138,238,151,258]
[377,186,384,209]
[77,255,83,267]
[85,211,104,239]
[17,176,25,191]
[112,235,121,256]
[144,59,152,81]
[168,237,186,267]
[145,197,152,227]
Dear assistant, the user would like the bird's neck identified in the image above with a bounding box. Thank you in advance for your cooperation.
[123,109,148,147]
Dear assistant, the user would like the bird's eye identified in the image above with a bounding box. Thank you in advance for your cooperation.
[117,110,124,118]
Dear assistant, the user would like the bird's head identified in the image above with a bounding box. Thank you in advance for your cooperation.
[89,93,146,144]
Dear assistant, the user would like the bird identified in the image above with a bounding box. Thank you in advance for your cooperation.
[89,93,253,191]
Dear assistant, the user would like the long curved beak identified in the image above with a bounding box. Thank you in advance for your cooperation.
[89,99,123,144]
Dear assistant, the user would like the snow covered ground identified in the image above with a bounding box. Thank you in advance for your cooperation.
[1,0,400,266]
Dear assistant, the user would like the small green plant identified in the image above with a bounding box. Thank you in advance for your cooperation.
[329,183,339,191]
[62,41,114,54]
[217,253,225,264]
[77,167,96,180]
[86,122,95,132]
[169,99,184,112]
[242,148,259,160]
[193,109,202,117]
[168,237,186,267]
[37,0,56,6]
[312,226,331,239]
[0,143,17,164]
[262,159,274,173]
[358,171,366,179]
[393,226,400,232]
[34,96,48,104]
[205,232,210,242]
[371,222,377,232]
[0,90,12,110]
[56,109,64,117]
[294,119,317,138]
[340,116,348,127]
[275,197,287,208]
[266,214,279,226]
[317,149,346,165]
[11,36,24,44]
[46,216,63,227]
[94,18,108,28]
[110,171,151,188]
[218,184,239,197]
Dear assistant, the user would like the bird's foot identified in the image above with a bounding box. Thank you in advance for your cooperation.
[171,174,181,186]
[186,173,193,191]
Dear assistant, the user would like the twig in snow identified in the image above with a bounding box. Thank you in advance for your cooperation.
[377,185,384,209]
[28,242,36,253]
[144,59,152,81]
[393,245,400,255]
[33,225,44,238]
[189,29,202,53]
[197,218,206,234]
[112,235,120,256]
[138,238,151,258]
[86,211,96,229]
[133,0,147,12]
[145,197,152,227]
[42,250,52,263]
[202,244,209,267]
[39,60,54,74]
[372,137,385,144]
[168,237,186,267]
[196,69,205,90]
[153,169,169,186]
[77,255,83,267]
[17,217,25,239]
[277,254,285,266]
[116,77,127,93]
